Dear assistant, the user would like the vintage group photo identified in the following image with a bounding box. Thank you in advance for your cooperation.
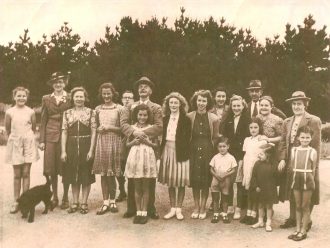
[1,1,330,248]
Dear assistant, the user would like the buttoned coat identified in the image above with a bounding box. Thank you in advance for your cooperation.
[278,112,321,204]
[40,94,71,143]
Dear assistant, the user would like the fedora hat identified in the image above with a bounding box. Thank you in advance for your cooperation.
[246,80,263,90]
[47,71,70,86]
[134,76,155,90]
[285,91,311,102]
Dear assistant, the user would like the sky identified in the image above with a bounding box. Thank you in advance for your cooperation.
[0,0,329,45]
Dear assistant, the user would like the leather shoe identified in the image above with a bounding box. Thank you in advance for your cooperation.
[123,212,135,218]
[148,212,159,219]
[306,221,312,232]
[280,218,296,229]
[293,232,307,241]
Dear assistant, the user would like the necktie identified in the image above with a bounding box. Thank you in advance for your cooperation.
[252,102,258,117]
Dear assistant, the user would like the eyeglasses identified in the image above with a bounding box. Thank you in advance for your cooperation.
[122,97,134,99]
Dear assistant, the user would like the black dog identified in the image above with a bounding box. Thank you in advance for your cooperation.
[17,176,54,223]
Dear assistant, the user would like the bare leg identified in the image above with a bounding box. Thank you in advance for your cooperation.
[200,187,209,214]
[192,187,200,213]
[222,194,229,213]
[81,184,91,205]
[168,187,176,207]
[177,187,185,208]
[134,179,143,211]
[62,182,69,202]
[13,165,23,200]
[50,175,58,200]
[293,190,302,233]
[108,176,117,201]
[22,163,31,193]
[301,190,312,234]
[71,183,80,204]
[101,176,109,200]
[142,179,150,212]
[212,192,220,213]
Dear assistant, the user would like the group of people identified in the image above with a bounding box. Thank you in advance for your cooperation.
[5,73,321,241]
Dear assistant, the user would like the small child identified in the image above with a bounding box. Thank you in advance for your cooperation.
[288,126,317,241]
[125,104,158,224]
[209,136,237,223]
[251,144,278,232]
[5,87,39,214]
[240,118,267,225]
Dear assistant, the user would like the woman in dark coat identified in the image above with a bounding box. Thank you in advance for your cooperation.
[158,92,191,220]
[39,72,71,209]
[187,90,220,220]
[221,95,250,220]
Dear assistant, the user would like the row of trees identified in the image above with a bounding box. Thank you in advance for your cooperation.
[1,8,329,120]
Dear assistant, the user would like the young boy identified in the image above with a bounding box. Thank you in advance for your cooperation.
[210,136,237,223]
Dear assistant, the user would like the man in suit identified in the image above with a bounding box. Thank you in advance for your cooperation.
[39,72,71,209]
[116,90,135,203]
[120,77,163,219]
[246,80,287,119]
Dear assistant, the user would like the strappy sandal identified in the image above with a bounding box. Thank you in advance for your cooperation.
[96,204,110,215]
[67,203,79,214]
[292,232,307,241]
[211,214,220,223]
[109,203,118,213]
[60,200,70,210]
[191,212,199,219]
[80,204,89,214]
[288,231,299,239]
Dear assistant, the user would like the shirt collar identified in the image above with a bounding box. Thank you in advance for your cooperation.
[51,91,67,98]
[139,99,150,105]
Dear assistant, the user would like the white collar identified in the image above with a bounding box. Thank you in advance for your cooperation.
[139,99,150,105]
[51,91,67,98]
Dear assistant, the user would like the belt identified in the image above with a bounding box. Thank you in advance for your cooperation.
[69,135,91,138]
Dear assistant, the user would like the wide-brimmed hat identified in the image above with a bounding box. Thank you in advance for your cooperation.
[47,72,70,86]
[246,80,263,90]
[133,76,155,91]
[285,91,311,102]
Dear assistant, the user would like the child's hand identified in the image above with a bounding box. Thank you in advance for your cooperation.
[256,187,261,193]
[258,135,269,142]
[86,151,94,161]
[132,138,141,145]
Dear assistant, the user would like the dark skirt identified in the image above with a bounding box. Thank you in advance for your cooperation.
[43,141,62,176]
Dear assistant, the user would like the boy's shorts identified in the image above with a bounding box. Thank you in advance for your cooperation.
[211,176,231,195]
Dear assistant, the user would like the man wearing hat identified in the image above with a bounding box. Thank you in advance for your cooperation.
[278,91,321,231]
[120,76,163,220]
[39,72,71,209]
[246,80,286,119]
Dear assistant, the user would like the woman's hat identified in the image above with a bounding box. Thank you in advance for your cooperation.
[47,72,70,86]
[285,91,311,102]
[246,80,263,90]
[134,76,155,90]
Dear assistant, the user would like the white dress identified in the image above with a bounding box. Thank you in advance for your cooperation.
[125,124,157,178]
[242,135,267,189]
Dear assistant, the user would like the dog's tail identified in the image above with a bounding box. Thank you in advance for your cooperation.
[45,176,51,186]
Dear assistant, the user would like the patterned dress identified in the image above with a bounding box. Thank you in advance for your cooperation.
[190,113,213,189]
[92,104,123,176]
[62,107,96,185]
[125,124,157,178]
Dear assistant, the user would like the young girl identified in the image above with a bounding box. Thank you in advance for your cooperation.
[125,104,158,224]
[251,144,278,232]
[288,126,317,241]
[5,87,39,213]
[240,118,267,225]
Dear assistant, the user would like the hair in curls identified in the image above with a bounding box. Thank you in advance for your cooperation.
[212,86,228,98]
[190,90,213,111]
[12,86,30,100]
[70,87,89,105]
[162,92,189,116]
[132,104,151,124]
[260,95,274,107]
[98,82,119,103]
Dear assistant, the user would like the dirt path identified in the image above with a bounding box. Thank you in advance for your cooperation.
[1,146,330,248]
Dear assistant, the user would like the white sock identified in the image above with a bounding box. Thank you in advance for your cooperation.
[109,199,115,204]
[247,210,252,216]
[251,211,257,218]
[258,217,263,224]
[142,211,147,216]
[103,199,110,206]
[136,211,142,216]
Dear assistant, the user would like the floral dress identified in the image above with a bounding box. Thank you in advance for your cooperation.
[62,107,96,185]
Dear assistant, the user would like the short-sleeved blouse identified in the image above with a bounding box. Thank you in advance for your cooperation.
[62,107,97,130]
[257,113,283,138]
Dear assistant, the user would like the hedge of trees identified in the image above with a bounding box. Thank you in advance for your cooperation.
[1,8,329,120]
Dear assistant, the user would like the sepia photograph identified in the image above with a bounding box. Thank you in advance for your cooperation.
[1,1,330,247]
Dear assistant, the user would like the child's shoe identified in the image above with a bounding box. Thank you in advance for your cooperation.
[265,219,272,232]
[240,215,250,224]
[140,211,148,224]
[233,208,241,220]
[133,211,142,224]
[175,208,184,220]
[164,208,176,220]
[222,214,230,224]
[252,219,265,229]
[227,206,235,215]
[211,213,220,223]
[247,217,258,225]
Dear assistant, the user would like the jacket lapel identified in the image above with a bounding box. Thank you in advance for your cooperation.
[286,116,295,149]
[207,113,213,139]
